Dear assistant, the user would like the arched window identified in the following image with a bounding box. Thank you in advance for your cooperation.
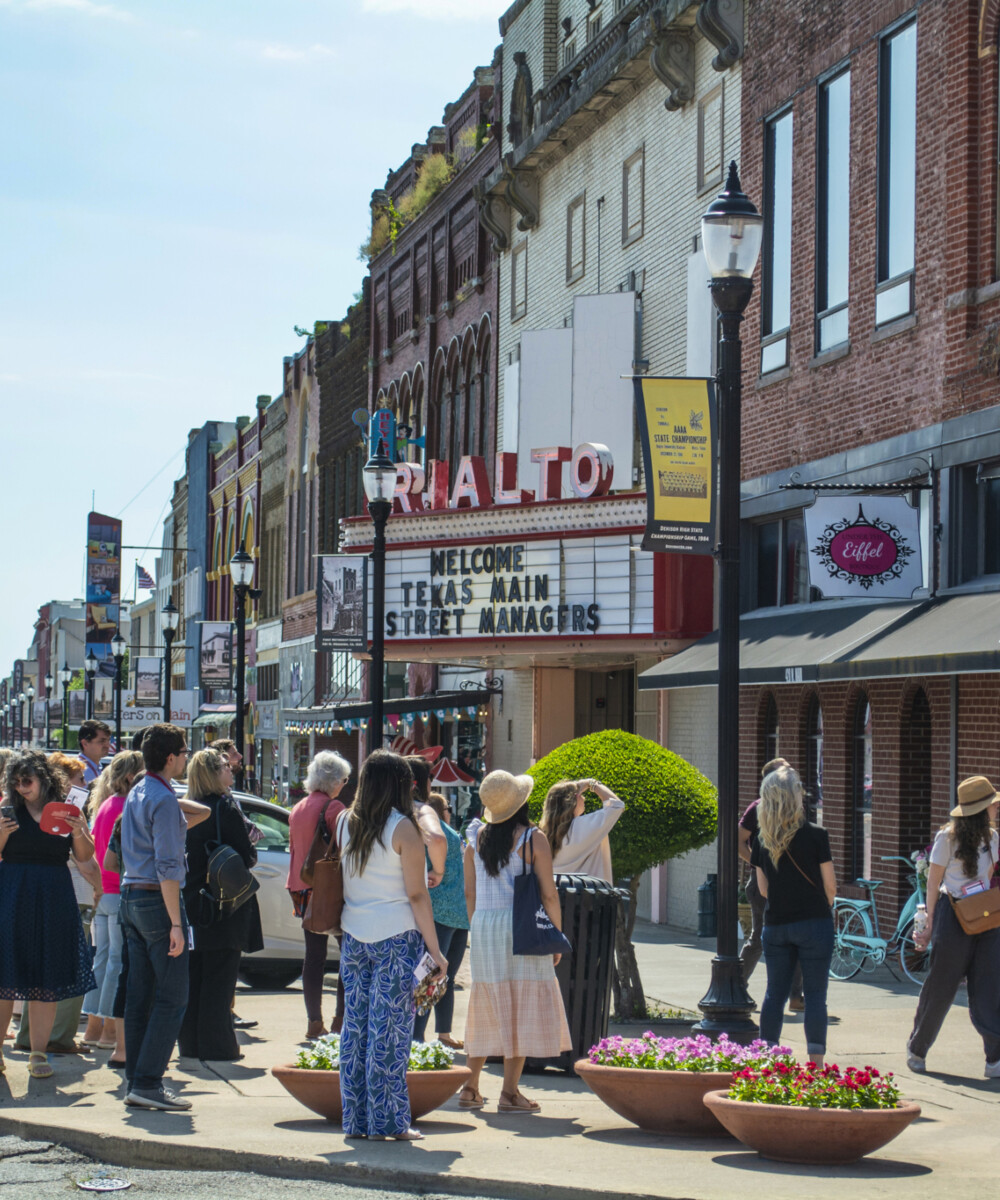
[805,696,823,824]
[224,514,237,621]
[411,374,424,466]
[464,354,477,457]
[762,694,779,768]
[449,361,462,470]
[299,397,309,477]
[851,695,873,881]
[478,340,490,459]
[434,369,449,464]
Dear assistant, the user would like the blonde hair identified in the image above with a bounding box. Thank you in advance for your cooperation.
[539,780,578,857]
[88,766,114,819]
[757,766,806,866]
[186,749,228,801]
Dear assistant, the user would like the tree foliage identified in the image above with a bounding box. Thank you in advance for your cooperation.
[526,729,717,883]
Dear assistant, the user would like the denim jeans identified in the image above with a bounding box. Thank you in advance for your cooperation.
[82,893,123,1019]
[413,923,468,1041]
[119,890,189,1093]
[760,916,834,1056]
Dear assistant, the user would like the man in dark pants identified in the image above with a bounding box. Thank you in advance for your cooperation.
[739,757,805,1011]
[119,724,207,1111]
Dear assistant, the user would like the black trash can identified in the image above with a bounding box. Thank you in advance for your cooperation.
[525,873,626,1074]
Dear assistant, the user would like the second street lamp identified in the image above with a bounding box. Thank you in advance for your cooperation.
[60,662,72,750]
[111,629,127,752]
[18,692,26,747]
[229,544,258,791]
[161,597,180,724]
[44,672,53,750]
[362,436,397,757]
[84,651,98,721]
[694,162,764,1040]
[25,685,34,747]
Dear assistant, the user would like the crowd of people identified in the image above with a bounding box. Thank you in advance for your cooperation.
[1,716,997,1133]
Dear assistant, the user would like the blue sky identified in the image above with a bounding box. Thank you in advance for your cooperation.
[0,0,508,677]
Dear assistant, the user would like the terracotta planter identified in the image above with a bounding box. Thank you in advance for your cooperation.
[574,1059,733,1136]
[270,1064,471,1124]
[702,1090,921,1164]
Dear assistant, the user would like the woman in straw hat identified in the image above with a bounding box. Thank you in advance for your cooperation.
[460,770,571,1114]
[907,775,1000,1077]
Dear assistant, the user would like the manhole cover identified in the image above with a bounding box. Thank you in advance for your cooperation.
[76,1176,132,1192]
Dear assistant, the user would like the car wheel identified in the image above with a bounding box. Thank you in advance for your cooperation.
[238,962,303,990]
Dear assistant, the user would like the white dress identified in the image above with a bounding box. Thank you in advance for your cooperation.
[464,828,572,1058]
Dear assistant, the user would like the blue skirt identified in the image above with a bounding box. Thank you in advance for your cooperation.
[0,862,97,1001]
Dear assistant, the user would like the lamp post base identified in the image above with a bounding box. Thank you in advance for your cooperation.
[692,954,758,1043]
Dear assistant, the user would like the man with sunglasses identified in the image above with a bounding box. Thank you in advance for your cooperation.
[119,724,208,1111]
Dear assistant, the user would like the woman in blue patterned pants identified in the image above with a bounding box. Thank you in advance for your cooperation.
[336,752,447,1140]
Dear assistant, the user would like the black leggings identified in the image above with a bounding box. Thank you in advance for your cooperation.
[303,931,345,1025]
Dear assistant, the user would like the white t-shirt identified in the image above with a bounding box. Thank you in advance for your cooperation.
[929,827,999,897]
[552,798,625,883]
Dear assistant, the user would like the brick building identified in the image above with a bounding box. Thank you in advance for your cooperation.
[255,394,286,788]
[641,0,1000,929]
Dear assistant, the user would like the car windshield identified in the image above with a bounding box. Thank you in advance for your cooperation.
[245,806,290,853]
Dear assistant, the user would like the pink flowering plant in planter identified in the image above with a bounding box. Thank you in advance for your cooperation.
[588,1032,794,1072]
[728,1062,902,1109]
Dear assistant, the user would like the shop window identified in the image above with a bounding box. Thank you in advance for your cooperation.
[697,84,724,193]
[257,663,279,702]
[762,695,779,767]
[566,193,586,283]
[875,19,916,326]
[761,108,793,374]
[816,68,851,352]
[622,148,644,246]
[952,462,1000,582]
[752,512,820,608]
[851,696,873,882]
[805,696,823,825]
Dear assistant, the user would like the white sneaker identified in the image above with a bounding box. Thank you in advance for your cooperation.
[985,1059,1000,1079]
[906,1044,926,1073]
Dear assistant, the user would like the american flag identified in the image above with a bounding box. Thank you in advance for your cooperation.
[136,565,156,590]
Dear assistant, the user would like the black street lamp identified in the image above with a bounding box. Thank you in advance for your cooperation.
[694,162,764,1040]
[229,543,258,791]
[362,438,397,757]
[1,703,8,746]
[25,685,34,746]
[17,692,26,747]
[60,662,72,749]
[44,672,53,749]
[111,629,127,752]
[84,651,98,721]
[161,598,180,723]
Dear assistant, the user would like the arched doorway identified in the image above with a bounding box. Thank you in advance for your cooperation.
[898,688,932,907]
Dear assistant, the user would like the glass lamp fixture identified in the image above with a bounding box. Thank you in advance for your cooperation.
[161,597,180,633]
[701,161,764,280]
[363,437,398,505]
[59,662,72,687]
[230,544,255,589]
[111,630,127,660]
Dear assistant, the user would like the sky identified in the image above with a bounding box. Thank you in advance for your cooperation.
[0,0,509,676]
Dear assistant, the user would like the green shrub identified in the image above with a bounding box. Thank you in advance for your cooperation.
[526,729,717,883]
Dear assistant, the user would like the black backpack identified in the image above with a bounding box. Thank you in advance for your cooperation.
[199,800,260,921]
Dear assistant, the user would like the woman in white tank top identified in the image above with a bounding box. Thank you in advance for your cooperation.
[337,751,447,1141]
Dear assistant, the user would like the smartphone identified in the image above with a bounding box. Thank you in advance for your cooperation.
[0,804,15,821]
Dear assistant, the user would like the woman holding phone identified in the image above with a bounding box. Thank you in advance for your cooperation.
[0,751,96,1078]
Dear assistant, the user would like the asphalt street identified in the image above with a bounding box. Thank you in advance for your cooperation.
[0,1135,487,1200]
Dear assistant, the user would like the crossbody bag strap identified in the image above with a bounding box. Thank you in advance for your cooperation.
[785,848,820,891]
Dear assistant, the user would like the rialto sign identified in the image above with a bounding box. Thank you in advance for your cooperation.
[361,442,657,643]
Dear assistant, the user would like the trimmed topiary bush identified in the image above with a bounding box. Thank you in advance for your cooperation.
[527,730,717,1018]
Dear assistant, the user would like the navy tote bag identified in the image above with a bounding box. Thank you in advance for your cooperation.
[512,831,572,957]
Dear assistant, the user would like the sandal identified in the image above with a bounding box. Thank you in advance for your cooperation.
[95,1039,118,1050]
[439,1034,464,1050]
[458,1085,486,1109]
[28,1052,53,1079]
[498,1089,539,1114]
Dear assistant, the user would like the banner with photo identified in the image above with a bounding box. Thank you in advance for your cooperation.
[93,676,114,719]
[69,690,86,723]
[634,377,717,554]
[316,555,368,652]
[85,511,123,678]
[135,657,163,705]
[804,496,923,599]
[200,622,233,689]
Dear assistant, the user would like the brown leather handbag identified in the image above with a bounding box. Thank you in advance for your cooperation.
[300,799,334,887]
[949,849,1000,935]
[303,811,345,936]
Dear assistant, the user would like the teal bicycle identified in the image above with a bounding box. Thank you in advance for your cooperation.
[829,856,929,985]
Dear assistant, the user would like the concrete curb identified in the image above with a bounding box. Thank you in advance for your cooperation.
[0,1112,673,1200]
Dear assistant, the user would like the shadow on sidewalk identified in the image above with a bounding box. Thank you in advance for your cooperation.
[710,1151,931,1178]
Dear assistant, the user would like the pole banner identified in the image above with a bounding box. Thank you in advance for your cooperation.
[135,658,163,705]
[316,555,368,652]
[85,512,123,678]
[199,622,233,689]
[634,377,717,554]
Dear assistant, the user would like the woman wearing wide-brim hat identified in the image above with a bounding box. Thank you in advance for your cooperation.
[460,770,571,1114]
[907,775,1000,1077]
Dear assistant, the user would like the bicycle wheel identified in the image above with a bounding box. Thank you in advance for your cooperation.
[898,919,931,986]
[829,907,869,980]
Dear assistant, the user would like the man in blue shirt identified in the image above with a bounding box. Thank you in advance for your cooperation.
[120,723,207,1111]
[78,719,111,783]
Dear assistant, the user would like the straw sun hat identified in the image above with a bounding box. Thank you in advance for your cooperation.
[478,769,534,824]
[950,775,998,818]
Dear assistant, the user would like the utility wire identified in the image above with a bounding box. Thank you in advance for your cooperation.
[115,446,185,518]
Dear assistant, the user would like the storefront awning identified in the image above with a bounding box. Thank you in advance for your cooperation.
[192,704,236,730]
[283,686,500,736]
[638,601,923,691]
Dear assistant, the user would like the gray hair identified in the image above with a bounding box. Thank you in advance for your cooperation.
[306,750,352,795]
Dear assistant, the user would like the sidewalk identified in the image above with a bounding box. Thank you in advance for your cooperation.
[0,923,997,1200]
